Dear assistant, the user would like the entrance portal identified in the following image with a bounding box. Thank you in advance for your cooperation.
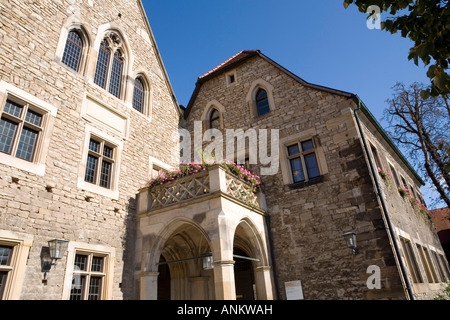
[234,248,255,300]
[157,256,171,300]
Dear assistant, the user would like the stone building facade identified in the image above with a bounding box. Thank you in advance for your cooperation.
[0,0,180,300]
[0,1,449,300]
[182,50,450,300]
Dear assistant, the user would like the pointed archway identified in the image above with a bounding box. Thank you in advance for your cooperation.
[150,219,214,300]
[233,218,274,300]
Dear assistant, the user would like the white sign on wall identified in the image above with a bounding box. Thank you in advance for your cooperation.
[285,280,304,300]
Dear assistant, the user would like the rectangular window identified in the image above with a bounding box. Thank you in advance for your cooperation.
[286,139,320,183]
[0,100,45,162]
[399,237,423,283]
[438,254,450,281]
[84,137,115,189]
[369,143,382,169]
[70,253,106,300]
[431,250,446,282]
[0,245,13,300]
[416,244,437,283]
[389,164,400,187]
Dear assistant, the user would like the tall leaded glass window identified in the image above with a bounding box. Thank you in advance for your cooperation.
[255,88,270,116]
[0,99,45,162]
[94,41,111,89]
[108,50,123,98]
[61,30,83,71]
[84,137,115,189]
[93,32,126,99]
[132,77,145,113]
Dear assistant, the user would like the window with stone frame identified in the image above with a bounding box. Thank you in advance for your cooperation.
[209,108,221,130]
[416,244,439,283]
[69,252,108,300]
[132,76,148,114]
[286,139,320,183]
[84,137,116,189]
[369,143,382,169]
[255,88,270,116]
[93,32,125,99]
[0,99,46,163]
[388,163,400,187]
[0,244,14,300]
[399,237,423,283]
[61,30,84,72]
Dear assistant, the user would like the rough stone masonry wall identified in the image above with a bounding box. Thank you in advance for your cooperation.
[358,115,449,299]
[185,55,405,299]
[0,0,179,299]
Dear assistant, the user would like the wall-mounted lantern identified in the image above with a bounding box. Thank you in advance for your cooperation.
[342,232,359,254]
[48,239,69,265]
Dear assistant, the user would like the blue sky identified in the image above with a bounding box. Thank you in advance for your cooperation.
[141,0,443,208]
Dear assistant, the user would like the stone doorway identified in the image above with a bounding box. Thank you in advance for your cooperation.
[157,256,171,300]
[234,248,256,300]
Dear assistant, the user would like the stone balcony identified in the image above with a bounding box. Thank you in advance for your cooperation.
[136,164,273,300]
[137,164,266,214]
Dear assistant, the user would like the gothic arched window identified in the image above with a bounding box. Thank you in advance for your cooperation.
[209,108,221,130]
[94,32,125,98]
[132,77,146,113]
[255,88,270,116]
[61,30,83,71]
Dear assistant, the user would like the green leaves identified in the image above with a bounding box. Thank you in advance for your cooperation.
[344,0,450,97]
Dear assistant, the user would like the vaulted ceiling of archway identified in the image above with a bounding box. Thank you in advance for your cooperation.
[161,224,210,262]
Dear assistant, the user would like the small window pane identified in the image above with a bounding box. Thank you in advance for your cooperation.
[91,256,104,272]
[287,144,300,156]
[84,154,98,184]
[132,78,145,113]
[103,145,113,159]
[301,140,314,152]
[94,41,111,89]
[0,246,13,266]
[99,160,112,189]
[89,139,100,153]
[4,100,23,118]
[88,276,102,300]
[0,118,18,155]
[70,275,85,300]
[290,157,305,183]
[304,153,320,179]
[0,271,9,298]
[108,51,123,98]
[74,254,88,271]
[61,30,83,71]
[15,127,39,161]
[25,110,42,127]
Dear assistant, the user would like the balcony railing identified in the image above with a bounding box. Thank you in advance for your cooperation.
[138,164,264,214]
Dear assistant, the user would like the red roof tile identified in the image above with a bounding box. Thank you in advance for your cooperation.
[199,50,259,79]
[430,207,450,243]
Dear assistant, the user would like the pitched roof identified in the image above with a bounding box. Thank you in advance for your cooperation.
[199,50,260,79]
[184,50,424,185]
[430,207,450,243]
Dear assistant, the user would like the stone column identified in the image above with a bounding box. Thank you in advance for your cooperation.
[140,272,159,300]
[212,260,236,300]
[255,266,274,300]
